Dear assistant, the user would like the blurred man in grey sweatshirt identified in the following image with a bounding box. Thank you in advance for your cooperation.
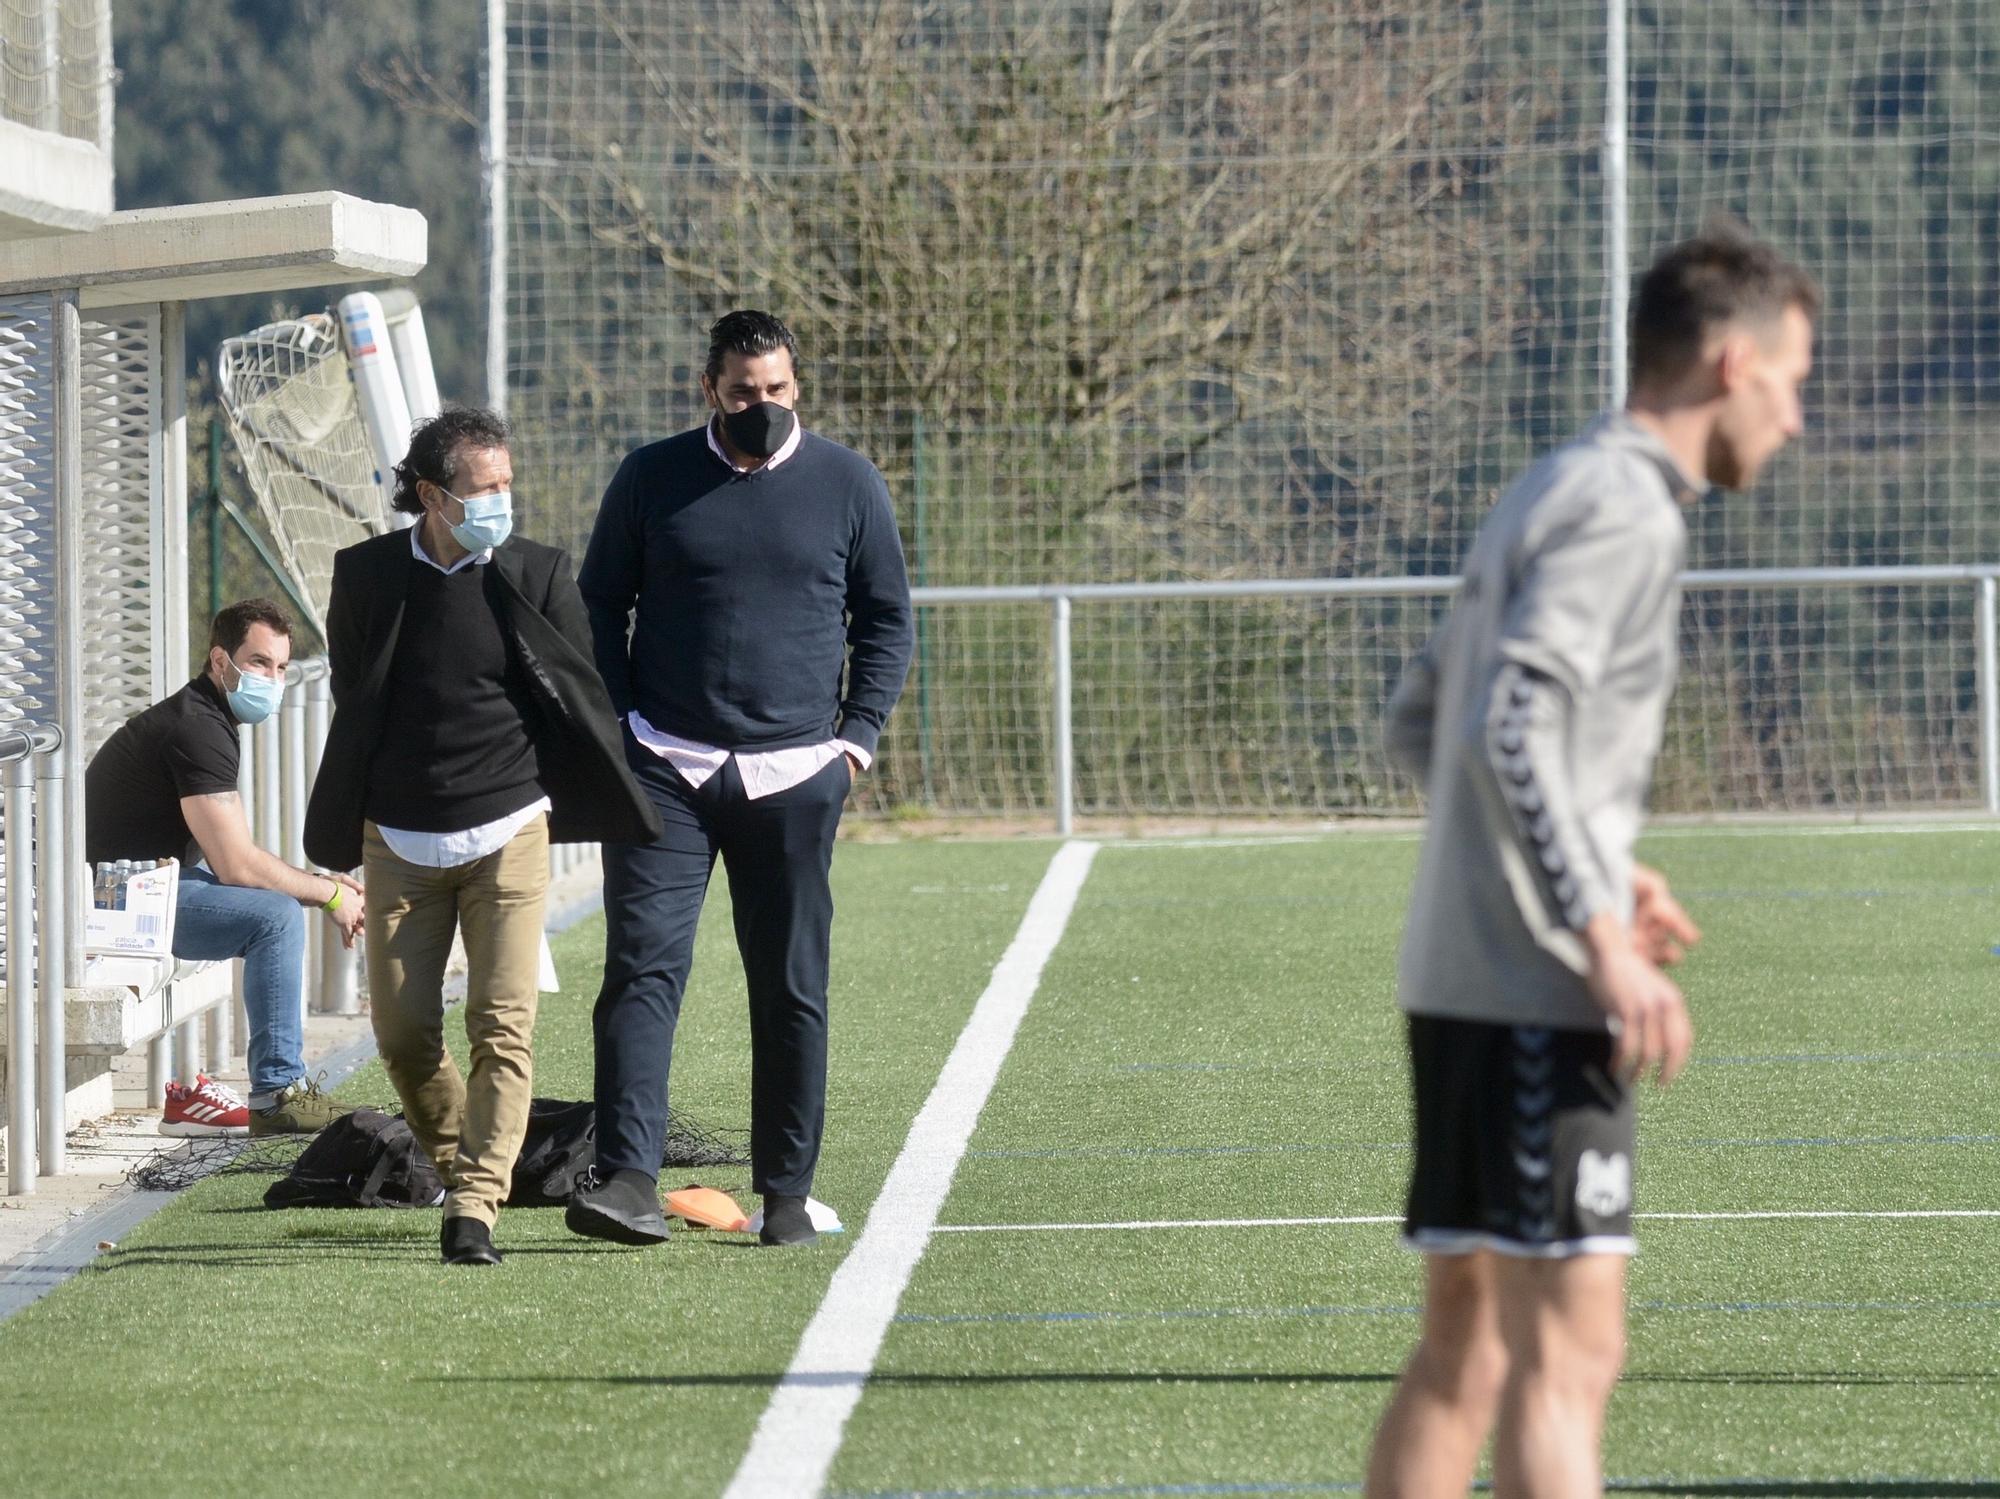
[1366,229,1817,1499]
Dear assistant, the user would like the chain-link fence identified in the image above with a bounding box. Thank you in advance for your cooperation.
[499,0,2000,818]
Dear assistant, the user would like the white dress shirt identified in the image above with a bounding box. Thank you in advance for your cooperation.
[373,524,553,867]
[624,415,867,800]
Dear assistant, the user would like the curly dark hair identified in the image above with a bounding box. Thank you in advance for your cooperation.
[390,406,511,516]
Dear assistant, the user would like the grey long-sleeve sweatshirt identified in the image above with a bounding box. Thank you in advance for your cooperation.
[1385,411,1700,1031]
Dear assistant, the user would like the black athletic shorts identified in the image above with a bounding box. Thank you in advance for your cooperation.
[1401,1013,1637,1258]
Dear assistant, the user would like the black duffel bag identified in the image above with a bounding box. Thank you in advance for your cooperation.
[263,1098,597,1210]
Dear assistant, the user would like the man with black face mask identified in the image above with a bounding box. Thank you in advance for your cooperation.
[573,309,913,1249]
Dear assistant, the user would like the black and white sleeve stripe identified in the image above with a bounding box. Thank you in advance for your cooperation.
[1482,661,1611,931]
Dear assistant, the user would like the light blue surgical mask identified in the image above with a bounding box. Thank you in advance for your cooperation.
[223,655,285,725]
[447,489,513,553]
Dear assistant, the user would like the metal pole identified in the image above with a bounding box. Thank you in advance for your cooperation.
[174,1017,202,1086]
[1979,576,1999,815]
[304,669,330,1014]
[254,714,282,856]
[912,411,935,803]
[322,917,358,1017]
[484,0,509,413]
[230,723,252,1052]
[307,668,358,1016]
[207,418,224,622]
[6,756,36,1194]
[1603,0,1631,409]
[147,1033,172,1109]
[1052,594,1074,836]
[52,290,86,979]
[255,714,284,1039]
[35,740,64,1174]
[159,302,190,685]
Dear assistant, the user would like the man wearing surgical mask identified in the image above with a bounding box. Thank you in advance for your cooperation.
[305,406,660,1265]
[86,599,366,1138]
[573,310,913,1249]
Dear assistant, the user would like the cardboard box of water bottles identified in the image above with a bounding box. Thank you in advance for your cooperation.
[85,857,179,957]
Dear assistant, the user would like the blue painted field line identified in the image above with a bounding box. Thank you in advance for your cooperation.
[1666,1132,2000,1149]
[1120,1048,2000,1073]
[1693,1048,2000,1066]
[967,1132,2000,1163]
[892,1297,2000,1330]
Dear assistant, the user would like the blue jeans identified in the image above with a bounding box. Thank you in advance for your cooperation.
[172,868,306,1103]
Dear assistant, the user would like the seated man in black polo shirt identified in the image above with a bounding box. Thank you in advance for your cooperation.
[86,598,365,1136]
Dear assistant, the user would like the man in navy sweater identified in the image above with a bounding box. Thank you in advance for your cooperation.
[571,309,913,1247]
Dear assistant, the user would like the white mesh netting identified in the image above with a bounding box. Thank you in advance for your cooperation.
[216,313,390,637]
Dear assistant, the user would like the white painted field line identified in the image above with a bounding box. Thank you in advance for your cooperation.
[721,840,1101,1499]
[937,1215,1403,1233]
[935,1208,2000,1234]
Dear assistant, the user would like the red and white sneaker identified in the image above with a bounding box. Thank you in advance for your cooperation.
[160,1074,250,1137]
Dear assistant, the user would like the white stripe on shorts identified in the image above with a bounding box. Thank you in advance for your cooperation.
[1403,1227,1638,1259]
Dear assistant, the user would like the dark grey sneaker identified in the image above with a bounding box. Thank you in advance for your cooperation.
[759,1194,817,1247]
[565,1167,670,1246]
[248,1075,354,1136]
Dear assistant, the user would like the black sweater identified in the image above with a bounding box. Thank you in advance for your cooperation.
[363,557,545,833]
[577,426,913,756]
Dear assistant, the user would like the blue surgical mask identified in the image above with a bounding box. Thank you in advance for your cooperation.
[223,655,285,725]
[447,489,513,553]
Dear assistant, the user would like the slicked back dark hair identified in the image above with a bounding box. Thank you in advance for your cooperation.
[1630,227,1820,386]
[390,405,512,516]
[209,597,293,655]
[704,309,799,382]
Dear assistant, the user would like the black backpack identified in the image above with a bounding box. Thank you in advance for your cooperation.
[263,1108,445,1210]
[262,1099,598,1210]
[505,1098,597,1206]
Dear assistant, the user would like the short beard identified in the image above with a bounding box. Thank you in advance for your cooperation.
[1705,427,1749,491]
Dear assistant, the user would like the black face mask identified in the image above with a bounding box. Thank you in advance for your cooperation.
[719,401,797,460]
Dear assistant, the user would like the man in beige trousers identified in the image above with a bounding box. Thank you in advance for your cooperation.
[305,407,659,1264]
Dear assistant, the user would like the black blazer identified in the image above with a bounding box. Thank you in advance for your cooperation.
[303,528,663,871]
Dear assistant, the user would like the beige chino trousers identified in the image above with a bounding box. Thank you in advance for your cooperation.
[362,814,549,1227]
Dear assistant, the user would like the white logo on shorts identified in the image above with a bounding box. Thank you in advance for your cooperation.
[1575,1149,1631,1218]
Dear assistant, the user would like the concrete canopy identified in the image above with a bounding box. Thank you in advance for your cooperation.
[0,118,115,241]
[0,191,427,307]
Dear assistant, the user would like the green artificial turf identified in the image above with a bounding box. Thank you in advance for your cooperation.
[3,829,1998,1497]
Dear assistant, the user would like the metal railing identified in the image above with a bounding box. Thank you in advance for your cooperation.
[2,721,64,1194]
[913,565,2000,834]
[148,656,603,1100]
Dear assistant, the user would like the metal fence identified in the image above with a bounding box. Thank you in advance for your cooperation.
[2,649,601,1191]
[1,721,63,1195]
[870,567,2000,831]
[500,0,2000,821]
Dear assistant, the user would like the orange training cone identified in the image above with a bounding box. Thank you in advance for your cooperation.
[664,1185,751,1232]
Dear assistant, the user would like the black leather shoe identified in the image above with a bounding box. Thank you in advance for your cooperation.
[759,1193,817,1247]
[441,1216,503,1266]
[565,1167,671,1246]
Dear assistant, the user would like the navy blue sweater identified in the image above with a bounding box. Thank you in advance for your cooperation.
[577,425,914,757]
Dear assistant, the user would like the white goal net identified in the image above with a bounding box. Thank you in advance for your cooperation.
[215,312,388,637]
